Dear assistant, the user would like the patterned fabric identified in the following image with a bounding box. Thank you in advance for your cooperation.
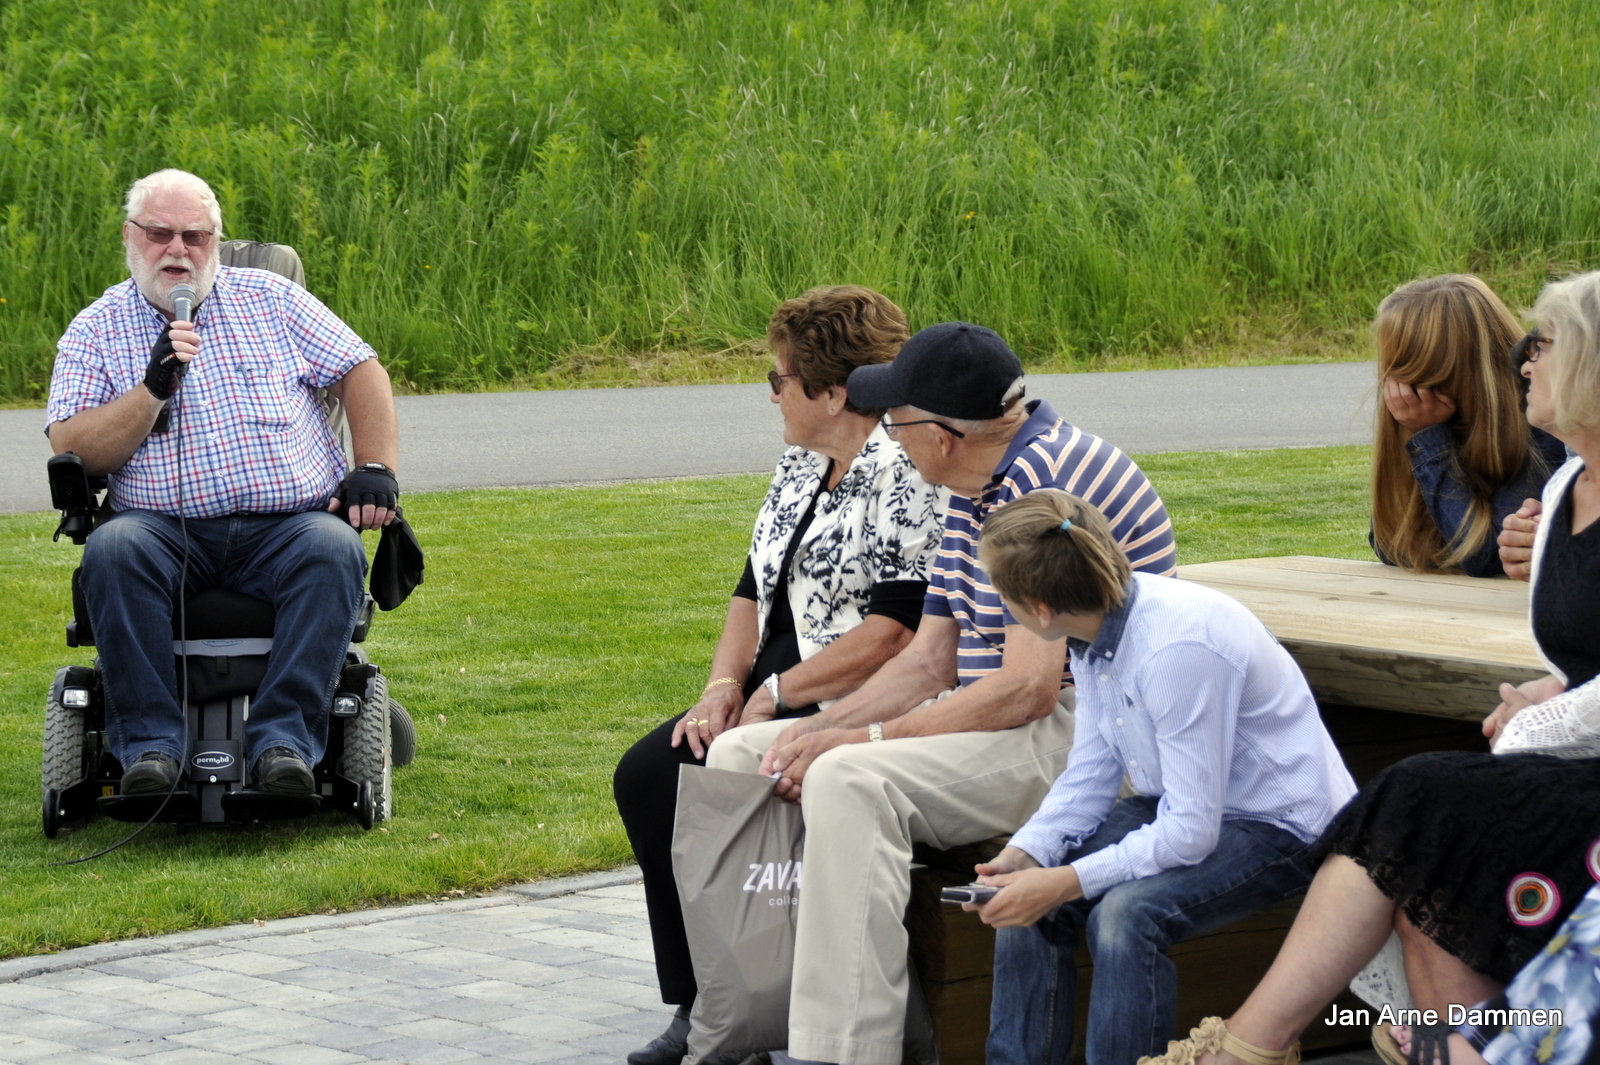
[747,426,947,676]
[923,398,1177,688]
[46,267,371,518]
[1481,882,1600,1065]
[1008,573,1357,899]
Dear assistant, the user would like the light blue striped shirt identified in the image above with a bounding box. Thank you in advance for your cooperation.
[1009,573,1357,900]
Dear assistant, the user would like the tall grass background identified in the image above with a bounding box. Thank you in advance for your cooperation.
[2,0,1597,399]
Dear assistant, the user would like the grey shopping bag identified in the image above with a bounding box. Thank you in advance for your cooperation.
[672,765,804,1063]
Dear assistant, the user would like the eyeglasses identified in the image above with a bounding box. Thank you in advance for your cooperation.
[882,416,966,439]
[128,219,216,249]
[1510,333,1554,374]
[767,370,800,395]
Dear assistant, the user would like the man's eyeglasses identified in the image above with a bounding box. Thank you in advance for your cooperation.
[1510,333,1553,374]
[767,370,800,395]
[128,219,216,249]
[882,416,966,439]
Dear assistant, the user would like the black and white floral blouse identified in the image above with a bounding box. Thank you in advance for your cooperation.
[747,426,948,686]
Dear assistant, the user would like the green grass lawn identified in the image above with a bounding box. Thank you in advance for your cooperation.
[0,446,1370,958]
[4,0,1599,398]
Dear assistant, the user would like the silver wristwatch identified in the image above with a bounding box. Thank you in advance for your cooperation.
[868,722,885,742]
[763,673,791,713]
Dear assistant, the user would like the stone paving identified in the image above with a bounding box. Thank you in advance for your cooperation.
[0,863,1382,1065]
[0,868,672,1064]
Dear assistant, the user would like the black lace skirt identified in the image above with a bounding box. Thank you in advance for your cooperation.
[1311,750,1600,983]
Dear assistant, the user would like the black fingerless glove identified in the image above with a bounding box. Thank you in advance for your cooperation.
[143,326,188,402]
[338,463,400,511]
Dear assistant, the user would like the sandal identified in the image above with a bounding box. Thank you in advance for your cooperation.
[1373,996,1504,1065]
[1136,1017,1302,1065]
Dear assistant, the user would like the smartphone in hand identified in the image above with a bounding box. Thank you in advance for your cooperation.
[940,883,998,905]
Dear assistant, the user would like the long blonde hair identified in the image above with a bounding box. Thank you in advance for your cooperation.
[1371,275,1536,572]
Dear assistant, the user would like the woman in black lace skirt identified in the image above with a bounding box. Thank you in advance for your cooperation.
[1137,271,1600,1065]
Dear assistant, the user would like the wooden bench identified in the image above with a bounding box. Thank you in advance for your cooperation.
[906,557,1533,1064]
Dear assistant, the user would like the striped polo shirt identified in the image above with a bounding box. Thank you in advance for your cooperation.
[923,398,1177,687]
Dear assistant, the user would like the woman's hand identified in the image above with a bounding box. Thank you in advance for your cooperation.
[671,685,745,760]
[1383,378,1457,433]
[1484,674,1567,744]
[739,684,779,729]
[1498,499,1543,582]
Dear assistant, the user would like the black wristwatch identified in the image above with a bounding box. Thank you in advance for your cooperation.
[357,462,393,474]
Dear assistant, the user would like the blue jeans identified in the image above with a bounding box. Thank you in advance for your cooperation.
[81,508,366,773]
[987,795,1316,1065]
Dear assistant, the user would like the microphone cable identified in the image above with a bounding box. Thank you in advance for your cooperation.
[55,316,194,866]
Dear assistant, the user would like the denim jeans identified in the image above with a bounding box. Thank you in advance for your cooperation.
[987,795,1316,1065]
[81,508,366,773]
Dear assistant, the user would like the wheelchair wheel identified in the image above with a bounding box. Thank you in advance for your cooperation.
[338,671,391,824]
[43,788,65,839]
[389,699,417,768]
[43,677,87,836]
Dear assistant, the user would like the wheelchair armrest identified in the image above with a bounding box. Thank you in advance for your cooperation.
[48,453,101,546]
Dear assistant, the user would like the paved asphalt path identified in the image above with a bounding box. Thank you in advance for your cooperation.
[0,362,1375,514]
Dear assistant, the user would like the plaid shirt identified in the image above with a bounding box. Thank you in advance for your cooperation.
[46,267,373,518]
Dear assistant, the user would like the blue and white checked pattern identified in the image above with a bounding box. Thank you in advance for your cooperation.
[1008,573,1358,899]
[922,398,1177,688]
[46,267,371,518]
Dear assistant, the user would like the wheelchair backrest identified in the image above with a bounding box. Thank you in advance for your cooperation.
[217,241,350,463]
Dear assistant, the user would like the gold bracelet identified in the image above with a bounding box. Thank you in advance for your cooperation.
[703,677,741,692]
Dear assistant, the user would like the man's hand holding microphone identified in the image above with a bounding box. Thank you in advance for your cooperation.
[144,284,199,432]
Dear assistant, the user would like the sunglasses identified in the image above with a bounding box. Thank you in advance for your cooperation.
[129,219,216,249]
[768,370,800,395]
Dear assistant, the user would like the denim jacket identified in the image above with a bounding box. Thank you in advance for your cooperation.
[1370,425,1567,576]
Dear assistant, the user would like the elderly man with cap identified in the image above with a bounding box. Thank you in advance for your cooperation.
[706,322,1177,1065]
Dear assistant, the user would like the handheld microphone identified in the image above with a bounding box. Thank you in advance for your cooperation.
[170,283,197,325]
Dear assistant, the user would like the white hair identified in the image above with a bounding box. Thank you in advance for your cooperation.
[124,169,224,235]
[913,377,1028,438]
[1532,272,1600,433]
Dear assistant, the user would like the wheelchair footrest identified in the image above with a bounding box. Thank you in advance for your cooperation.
[98,791,202,824]
[221,790,322,821]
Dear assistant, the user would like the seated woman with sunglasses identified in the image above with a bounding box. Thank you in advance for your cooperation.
[1137,270,1600,1065]
[612,285,947,1065]
[1371,275,1565,577]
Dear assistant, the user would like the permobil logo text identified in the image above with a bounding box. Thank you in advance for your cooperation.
[192,752,236,770]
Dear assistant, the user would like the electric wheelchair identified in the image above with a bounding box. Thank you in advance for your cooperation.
[40,241,418,838]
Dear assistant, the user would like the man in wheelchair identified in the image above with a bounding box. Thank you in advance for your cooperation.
[44,168,400,806]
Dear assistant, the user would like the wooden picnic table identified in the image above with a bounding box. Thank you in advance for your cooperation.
[1177,555,1547,722]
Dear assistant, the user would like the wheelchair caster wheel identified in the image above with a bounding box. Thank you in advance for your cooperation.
[43,787,64,839]
[356,781,375,830]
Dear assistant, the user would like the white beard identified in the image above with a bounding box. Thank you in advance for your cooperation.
[126,242,220,316]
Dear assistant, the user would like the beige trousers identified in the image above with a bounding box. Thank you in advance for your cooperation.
[706,692,1076,1065]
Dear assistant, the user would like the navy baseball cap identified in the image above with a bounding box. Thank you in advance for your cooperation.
[847,321,1024,420]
